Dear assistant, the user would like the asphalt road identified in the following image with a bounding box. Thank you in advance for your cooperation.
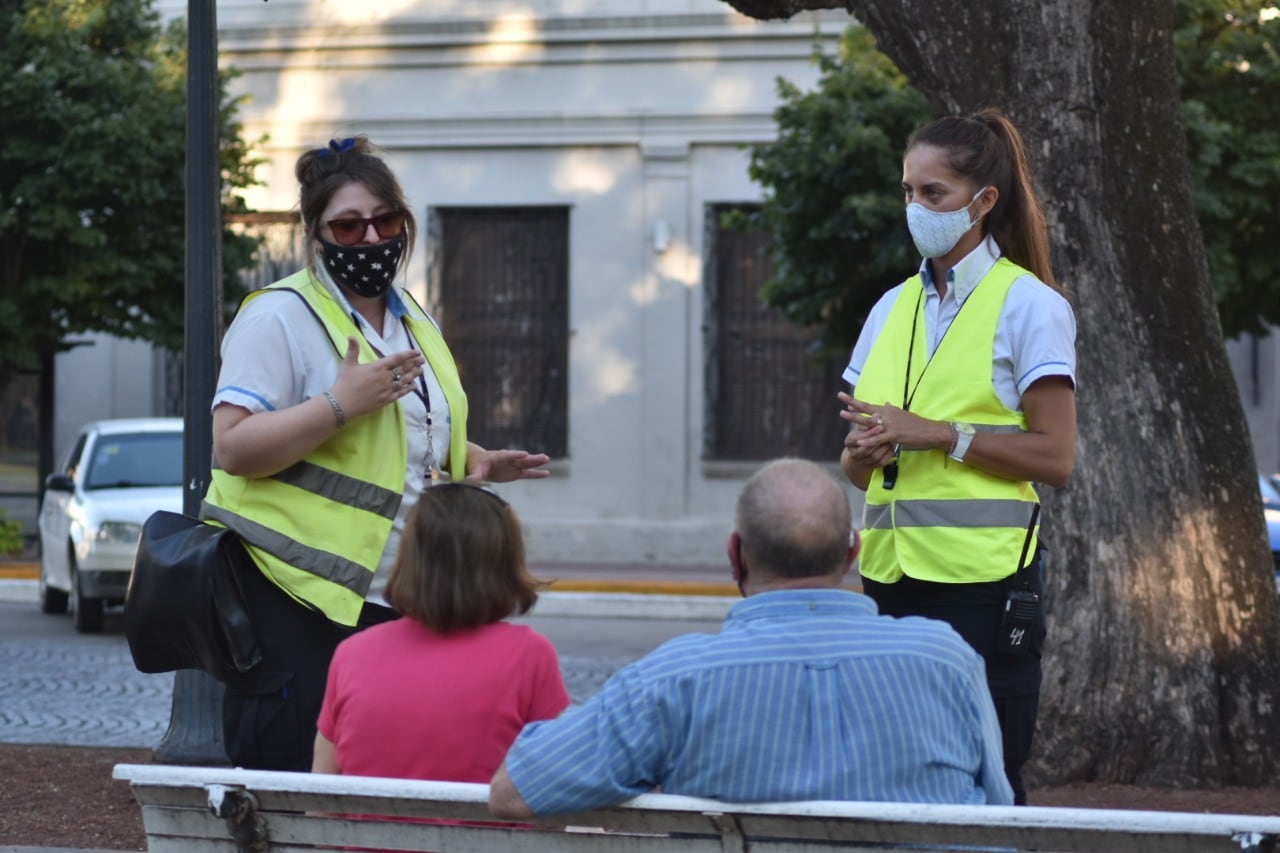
[0,598,724,750]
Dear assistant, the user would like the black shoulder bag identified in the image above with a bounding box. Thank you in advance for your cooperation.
[124,510,261,683]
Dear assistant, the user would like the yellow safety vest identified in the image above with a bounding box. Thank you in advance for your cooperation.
[202,269,470,625]
[855,258,1039,584]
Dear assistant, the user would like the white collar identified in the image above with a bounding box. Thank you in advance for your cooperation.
[918,235,1002,304]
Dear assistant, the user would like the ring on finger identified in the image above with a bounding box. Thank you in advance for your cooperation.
[392,367,403,382]
[874,415,883,426]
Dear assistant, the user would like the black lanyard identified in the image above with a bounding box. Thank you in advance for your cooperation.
[882,279,967,491]
[350,312,431,411]
[399,320,431,414]
[900,288,924,413]
[901,277,973,413]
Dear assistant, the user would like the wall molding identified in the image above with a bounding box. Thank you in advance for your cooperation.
[216,12,847,72]
[243,111,784,152]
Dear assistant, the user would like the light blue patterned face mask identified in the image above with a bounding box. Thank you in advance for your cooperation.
[905,188,987,258]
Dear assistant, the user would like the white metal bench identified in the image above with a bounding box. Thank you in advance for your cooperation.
[113,763,1280,853]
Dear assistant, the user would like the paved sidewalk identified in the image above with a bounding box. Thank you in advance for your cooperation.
[0,555,744,753]
[0,557,738,592]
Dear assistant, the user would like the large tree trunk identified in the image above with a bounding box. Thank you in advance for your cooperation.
[724,0,1280,787]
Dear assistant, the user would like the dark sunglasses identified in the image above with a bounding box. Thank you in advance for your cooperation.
[325,211,406,247]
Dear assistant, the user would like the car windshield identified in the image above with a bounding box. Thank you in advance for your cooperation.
[84,432,183,489]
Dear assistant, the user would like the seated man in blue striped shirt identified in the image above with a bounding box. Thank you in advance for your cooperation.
[489,458,1014,817]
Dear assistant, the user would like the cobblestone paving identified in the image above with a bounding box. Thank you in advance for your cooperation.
[0,651,619,749]
[0,630,175,748]
[0,599,637,749]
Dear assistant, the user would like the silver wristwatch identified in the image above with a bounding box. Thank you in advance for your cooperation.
[949,422,976,462]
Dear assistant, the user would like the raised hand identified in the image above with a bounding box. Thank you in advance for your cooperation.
[329,336,426,420]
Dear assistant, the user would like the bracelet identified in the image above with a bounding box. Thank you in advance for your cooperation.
[323,391,347,428]
[948,423,959,455]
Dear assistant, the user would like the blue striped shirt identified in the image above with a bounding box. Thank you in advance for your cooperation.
[506,589,1013,814]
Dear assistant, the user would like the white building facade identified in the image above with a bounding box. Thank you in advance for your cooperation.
[148,0,850,566]
[39,3,1278,562]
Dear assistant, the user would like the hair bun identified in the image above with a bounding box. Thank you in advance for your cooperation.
[321,137,357,159]
[295,135,375,188]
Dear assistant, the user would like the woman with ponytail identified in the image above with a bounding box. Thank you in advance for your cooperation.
[204,136,550,771]
[838,110,1076,803]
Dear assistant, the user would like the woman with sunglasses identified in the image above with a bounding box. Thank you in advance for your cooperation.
[313,483,569,783]
[203,135,550,772]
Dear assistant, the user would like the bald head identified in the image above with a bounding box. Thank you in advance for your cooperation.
[734,459,853,581]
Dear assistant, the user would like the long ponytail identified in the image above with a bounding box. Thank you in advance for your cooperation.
[908,109,1057,289]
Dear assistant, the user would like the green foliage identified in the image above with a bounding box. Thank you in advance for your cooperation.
[0,0,262,391]
[741,26,932,357]
[0,510,21,555]
[753,3,1280,349]
[1176,0,1280,339]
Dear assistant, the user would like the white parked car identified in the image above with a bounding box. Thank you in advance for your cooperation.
[38,418,184,632]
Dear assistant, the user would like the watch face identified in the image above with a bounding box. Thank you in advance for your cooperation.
[957,423,976,436]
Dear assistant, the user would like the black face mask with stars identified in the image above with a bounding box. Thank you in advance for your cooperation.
[317,232,405,298]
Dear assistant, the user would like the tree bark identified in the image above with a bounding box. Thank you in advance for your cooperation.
[725,0,1280,787]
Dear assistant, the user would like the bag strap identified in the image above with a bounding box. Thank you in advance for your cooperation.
[1014,503,1041,587]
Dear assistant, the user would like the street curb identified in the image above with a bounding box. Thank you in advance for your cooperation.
[531,591,733,620]
[1,560,737,603]
[547,579,736,597]
[0,565,739,594]
[0,580,36,604]
[0,564,37,580]
[0,578,733,620]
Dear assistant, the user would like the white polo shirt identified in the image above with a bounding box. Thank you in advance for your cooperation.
[843,236,1077,410]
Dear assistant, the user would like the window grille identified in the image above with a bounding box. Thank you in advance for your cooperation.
[704,205,846,462]
[429,207,569,458]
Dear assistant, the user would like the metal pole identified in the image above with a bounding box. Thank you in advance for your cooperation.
[154,0,227,765]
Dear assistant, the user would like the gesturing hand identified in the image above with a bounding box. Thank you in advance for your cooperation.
[328,336,426,420]
[839,391,895,468]
[466,448,552,484]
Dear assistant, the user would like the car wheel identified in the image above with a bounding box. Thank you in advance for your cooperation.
[70,555,104,634]
[38,555,69,615]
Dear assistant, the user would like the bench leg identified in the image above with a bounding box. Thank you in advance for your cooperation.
[208,784,269,853]
[709,813,746,853]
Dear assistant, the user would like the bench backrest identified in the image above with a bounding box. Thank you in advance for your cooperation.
[113,763,1280,853]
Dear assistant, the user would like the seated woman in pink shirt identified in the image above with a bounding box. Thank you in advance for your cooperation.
[313,483,569,781]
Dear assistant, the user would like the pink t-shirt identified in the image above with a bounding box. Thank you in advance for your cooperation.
[318,617,570,782]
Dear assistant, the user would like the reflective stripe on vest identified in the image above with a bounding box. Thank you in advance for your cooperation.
[854,258,1039,584]
[273,459,403,518]
[202,502,376,596]
[202,269,469,625]
[862,498,1037,530]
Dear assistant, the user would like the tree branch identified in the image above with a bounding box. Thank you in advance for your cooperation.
[720,0,851,20]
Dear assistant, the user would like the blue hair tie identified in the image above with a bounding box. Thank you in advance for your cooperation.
[318,137,356,159]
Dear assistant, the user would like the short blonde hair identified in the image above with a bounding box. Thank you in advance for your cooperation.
[384,484,539,633]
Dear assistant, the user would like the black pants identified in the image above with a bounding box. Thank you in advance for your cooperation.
[221,544,396,771]
[862,560,1046,805]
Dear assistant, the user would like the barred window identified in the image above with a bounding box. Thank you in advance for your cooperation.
[430,207,569,458]
[704,204,846,462]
